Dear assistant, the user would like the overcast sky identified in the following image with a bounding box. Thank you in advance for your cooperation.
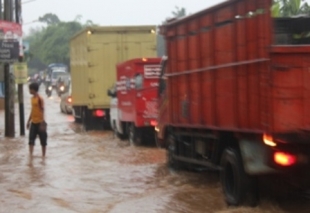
[22,0,227,34]
[22,0,310,34]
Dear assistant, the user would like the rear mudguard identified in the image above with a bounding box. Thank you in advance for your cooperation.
[238,139,276,175]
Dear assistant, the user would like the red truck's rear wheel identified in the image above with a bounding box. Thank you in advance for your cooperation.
[220,148,258,206]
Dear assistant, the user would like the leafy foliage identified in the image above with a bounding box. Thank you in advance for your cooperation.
[158,6,187,56]
[162,6,186,24]
[172,6,186,18]
[272,0,310,17]
[38,13,61,25]
[25,14,97,72]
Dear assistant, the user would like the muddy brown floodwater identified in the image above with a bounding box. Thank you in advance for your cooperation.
[0,85,310,213]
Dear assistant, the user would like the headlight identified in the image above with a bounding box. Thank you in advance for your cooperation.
[60,86,65,91]
[48,86,52,90]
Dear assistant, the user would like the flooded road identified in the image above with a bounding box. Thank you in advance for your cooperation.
[0,86,309,213]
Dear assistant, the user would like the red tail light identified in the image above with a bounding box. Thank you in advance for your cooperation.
[274,152,297,167]
[67,97,72,103]
[94,110,105,117]
[150,120,157,126]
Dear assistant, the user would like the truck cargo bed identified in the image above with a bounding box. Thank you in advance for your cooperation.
[161,0,310,134]
[70,26,157,109]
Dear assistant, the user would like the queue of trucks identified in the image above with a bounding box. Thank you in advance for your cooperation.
[69,0,310,206]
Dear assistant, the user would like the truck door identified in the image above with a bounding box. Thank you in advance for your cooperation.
[87,35,121,108]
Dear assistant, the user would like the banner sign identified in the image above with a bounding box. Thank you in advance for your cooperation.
[0,21,23,62]
[14,63,28,84]
[0,41,19,61]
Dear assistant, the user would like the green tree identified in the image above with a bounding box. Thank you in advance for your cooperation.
[272,0,310,17]
[162,6,187,24]
[85,20,96,27]
[172,6,186,18]
[159,6,187,57]
[26,14,96,71]
[74,15,83,22]
[38,13,61,25]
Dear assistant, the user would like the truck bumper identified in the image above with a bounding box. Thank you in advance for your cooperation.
[240,138,310,176]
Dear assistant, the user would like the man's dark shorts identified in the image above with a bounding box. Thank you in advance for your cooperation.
[29,123,48,146]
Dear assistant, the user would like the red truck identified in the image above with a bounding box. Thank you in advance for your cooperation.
[109,58,161,145]
[156,0,310,206]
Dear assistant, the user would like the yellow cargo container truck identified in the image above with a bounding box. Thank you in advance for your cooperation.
[70,26,157,130]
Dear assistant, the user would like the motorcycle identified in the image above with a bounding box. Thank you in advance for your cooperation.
[45,80,53,97]
[46,84,53,97]
[56,83,67,97]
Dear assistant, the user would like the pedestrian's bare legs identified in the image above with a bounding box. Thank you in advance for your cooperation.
[42,146,46,157]
[29,145,34,156]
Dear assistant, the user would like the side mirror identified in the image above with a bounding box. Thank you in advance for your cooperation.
[107,89,116,98]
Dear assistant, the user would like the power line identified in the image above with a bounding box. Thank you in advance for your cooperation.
[22,0,36,5]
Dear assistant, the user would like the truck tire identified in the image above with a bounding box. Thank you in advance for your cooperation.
[128,123,142,146]
[81,108,104,131]
[73,107,82,123]
[82,107,92,131]
[113,121,126,140]
[220,148,258,206]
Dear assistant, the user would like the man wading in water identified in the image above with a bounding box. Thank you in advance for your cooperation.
[27,82,48,157]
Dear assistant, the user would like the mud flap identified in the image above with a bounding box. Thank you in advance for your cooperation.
[238,139,276,175]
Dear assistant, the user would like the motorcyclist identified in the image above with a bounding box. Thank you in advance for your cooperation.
[57,77,65,88]
[45,74,52,97]
[56,77,67,96]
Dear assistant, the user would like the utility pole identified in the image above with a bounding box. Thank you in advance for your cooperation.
[15,0,25,136]
[0,1,2,20]
[4,0,15,138]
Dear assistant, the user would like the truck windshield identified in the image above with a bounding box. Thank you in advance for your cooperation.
[135,74,143,90]
[274,17,310,45]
